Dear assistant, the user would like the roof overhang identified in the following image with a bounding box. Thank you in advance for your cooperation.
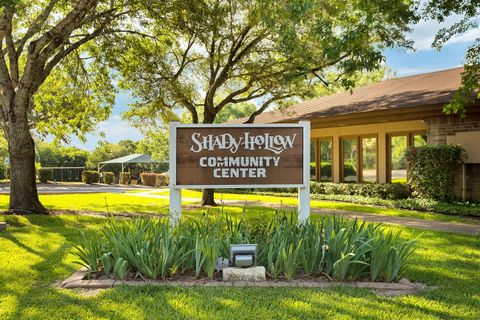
[275,104,480,129]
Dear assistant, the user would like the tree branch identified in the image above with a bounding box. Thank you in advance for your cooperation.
[244,94,293,124]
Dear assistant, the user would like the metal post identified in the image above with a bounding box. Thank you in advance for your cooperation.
[298,121,311,224]
[169,122,181,225]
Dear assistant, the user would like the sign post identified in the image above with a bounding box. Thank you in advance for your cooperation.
[169,121,310,224]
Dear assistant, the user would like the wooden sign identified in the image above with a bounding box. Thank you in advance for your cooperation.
[169,122,311,223]
[174,126,304,187]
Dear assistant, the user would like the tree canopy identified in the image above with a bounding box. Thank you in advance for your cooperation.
[106,0,415,128]
[423,0,480,116]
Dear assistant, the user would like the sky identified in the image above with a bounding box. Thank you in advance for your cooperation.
[70,16,479,151]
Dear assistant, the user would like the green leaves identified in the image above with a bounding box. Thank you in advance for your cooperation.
[72,215,417,282]
[406,144,465,201]
[106,0,417,127]
[422,0,480,116]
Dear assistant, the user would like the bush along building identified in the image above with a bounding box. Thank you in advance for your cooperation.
[233,67,480,201]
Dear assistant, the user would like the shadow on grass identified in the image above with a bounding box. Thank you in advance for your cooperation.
[0,214,479,319]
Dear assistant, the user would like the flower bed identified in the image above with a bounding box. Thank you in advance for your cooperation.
[73,215,417,282]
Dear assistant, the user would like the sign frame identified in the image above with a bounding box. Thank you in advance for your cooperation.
[169,121,311,224]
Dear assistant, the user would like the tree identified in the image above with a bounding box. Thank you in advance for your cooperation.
[136,130,169,162]
[36,141,89,167]
[107,0,415,205]
[423,0,480,116]
[87,139,137,174]
[0,1,135,213]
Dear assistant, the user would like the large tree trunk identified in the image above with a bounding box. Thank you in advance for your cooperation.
[201,110,217,206]
[7,117,47,214]
[202,188,217,206]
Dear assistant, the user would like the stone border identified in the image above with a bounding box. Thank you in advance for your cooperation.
[60,268,424,295]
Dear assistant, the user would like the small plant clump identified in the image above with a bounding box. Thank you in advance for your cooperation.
[73,215,417,282]
[82,170,100,184]
[103,172,115,184]
[37,168,53,183]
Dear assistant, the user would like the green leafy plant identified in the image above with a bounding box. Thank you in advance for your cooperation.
[406,144,464,202]
[114,258,129,280]
[103,172,114,184]
[82,170,100,184]
[72,215,417,282]
[37,168,53,183]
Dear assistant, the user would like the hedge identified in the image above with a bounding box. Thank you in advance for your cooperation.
[406,144,464,202]
[311,194,480,217]
[140,173,156,187]
[103,172,114,185]
[220,182,410,200]
[38,168,53,183]
[119,172,131,185]
[82,170,99,184]
[156,173,169,187]
[311,182,410,200]
[139,172,169,187]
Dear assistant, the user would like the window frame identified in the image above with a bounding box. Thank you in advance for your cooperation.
[359,134,379,183]
[387,131,427,182]
[315,137,333,182]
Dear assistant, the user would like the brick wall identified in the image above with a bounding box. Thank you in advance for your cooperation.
[426,112,480,144]
[426,112,480,201]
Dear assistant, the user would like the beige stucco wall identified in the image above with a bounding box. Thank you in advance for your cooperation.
[311,120,427,183]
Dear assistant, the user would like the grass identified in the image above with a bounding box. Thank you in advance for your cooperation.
[1,190,478,225]
[180,190,480,225]
[0,213,479,319]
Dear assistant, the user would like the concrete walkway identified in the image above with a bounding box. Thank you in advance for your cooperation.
[0,183,153,194]
[129,191,480,235]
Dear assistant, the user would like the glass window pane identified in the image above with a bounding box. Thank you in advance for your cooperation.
[390,136,407,183]
[320,140,332,182]
[414,134,427,147]
[362,137,377,183]
[310,140,317,180]
[342,138,357,182]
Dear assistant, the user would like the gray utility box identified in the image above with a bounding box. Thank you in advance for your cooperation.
[230,244,257,267]
[0,222,6,231]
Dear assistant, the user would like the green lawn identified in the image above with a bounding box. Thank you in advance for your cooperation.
[180,190,480,225]
[1,191,478,225]
[0,213,479,319]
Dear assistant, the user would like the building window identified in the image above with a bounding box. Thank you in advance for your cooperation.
[320,139,333,182]
[389,135,408,183]
[310,140,317,180]
[361,137,377,183]
[342,138,358,182]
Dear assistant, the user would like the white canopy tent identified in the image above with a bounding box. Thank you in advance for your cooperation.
[98,154,165,172]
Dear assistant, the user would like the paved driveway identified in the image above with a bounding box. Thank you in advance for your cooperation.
[0,183,157,194]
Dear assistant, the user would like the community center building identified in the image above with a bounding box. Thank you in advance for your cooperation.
[233,67,480,201]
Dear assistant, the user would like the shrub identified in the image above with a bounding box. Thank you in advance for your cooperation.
[406,144,464,202]
[73,215,416,282]
[119,172,131,185]
[155,173,169,187]
[82,170,99,184]
[140,172,157,187]
[103,172,114,185]
[311,182,409,200]
[37,168,53,182]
